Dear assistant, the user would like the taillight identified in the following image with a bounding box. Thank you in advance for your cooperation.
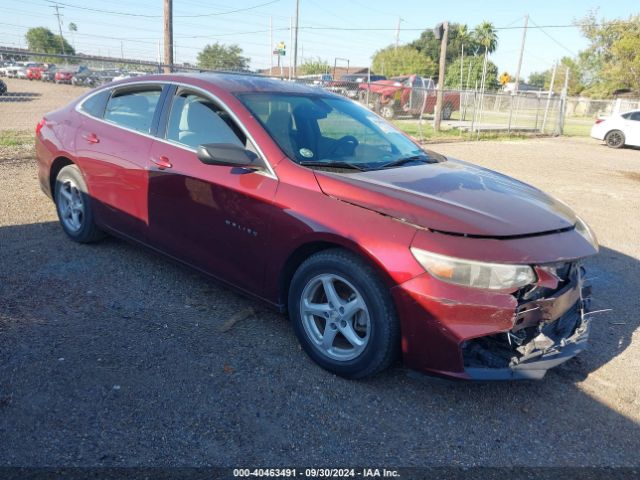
[35,118,46,136]
[594,118,604,124]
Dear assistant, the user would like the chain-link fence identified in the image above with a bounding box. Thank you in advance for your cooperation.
[1,50,638,141]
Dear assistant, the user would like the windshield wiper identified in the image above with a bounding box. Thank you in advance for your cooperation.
[379,155,434,170]
[299,160,368,171]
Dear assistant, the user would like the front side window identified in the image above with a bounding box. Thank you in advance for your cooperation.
[238,93,430,170]
[166,92,246,149]
[104,87,162,133]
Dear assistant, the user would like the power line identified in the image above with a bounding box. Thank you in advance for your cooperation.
[42,0,281,18]
[528,17,578,57]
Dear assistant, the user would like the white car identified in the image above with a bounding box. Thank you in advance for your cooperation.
[591,110,640,148]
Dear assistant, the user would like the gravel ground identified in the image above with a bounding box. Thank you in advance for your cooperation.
[0,78,89,130]
[0,136,639,467]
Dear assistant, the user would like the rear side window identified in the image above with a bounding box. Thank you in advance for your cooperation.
[629,111,640,121]
[165,92,246,149]
[104,87,162,133]
[80,89,110,118]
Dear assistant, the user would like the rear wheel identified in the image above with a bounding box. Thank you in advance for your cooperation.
[605,130,625,148]
[288,249,399,379]
[54,164,105,243]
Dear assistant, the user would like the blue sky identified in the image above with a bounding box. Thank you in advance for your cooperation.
[0,0,637,77]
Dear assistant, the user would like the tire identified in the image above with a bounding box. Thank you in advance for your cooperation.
[605,130,625,148]
[378,102,396,120]
[54,164,105,243]
[288,249,399,379]
[441,103,453,120]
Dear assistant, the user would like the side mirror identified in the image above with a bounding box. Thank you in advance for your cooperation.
[196,143,259,169]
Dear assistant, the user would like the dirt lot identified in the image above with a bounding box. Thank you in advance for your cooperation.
[0,134,639,467]
[0,77,89,130]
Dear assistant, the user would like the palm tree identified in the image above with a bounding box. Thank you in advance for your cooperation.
[473,21,498,55]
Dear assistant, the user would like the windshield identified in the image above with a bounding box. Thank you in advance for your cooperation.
[237,93,430,171]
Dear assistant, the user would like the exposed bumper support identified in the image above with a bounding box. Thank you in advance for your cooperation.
[464,311,590,380]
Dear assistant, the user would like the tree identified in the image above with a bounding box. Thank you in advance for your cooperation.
[444,55,499,90]
[473,21,498,55]
[25,27,75,60]
[528,71,546,89]
[576,13,640,96]
[410,22,481,64]
[372,45,437,78]
[299,57,330,75]
[197,42,249,71]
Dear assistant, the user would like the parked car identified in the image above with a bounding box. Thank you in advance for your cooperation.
[0,79,6,96]
[35,73,598,380]
[112,71,147,82]
[26,65,46,81]
[41,65,58,82]
[299,73,333,87]
[0,62,15,77]
[590,110,640,148]
[326,74,386,99]
[55,66,88,84]
[359,74,461,120]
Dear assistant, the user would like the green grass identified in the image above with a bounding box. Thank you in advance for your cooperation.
[0,130,33,147]
[562,120,592,137]
[391,120,538,143]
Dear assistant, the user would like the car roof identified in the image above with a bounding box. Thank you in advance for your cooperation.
[118,72,332,95]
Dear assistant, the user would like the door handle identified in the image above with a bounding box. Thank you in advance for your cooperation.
[151,155,172,170]
[82,133,99,144]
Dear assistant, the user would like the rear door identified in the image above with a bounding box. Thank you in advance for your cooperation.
[75,83,167,241]
[146,86,279,294]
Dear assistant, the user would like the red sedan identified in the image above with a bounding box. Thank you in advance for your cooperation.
[35,74,599,380]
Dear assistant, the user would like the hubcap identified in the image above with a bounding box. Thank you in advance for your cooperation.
[380,106,394,119]
[58,179,84,232]
[300,274,370,361]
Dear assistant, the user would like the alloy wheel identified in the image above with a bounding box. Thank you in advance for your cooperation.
[299,273,371,362]
[606,131,624,148]
[57,178,85,232]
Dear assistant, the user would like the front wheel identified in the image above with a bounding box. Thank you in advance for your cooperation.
[605,130,625,148]
[288,249,399,379]
[54,165,105,243]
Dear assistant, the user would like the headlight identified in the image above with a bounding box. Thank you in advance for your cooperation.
[410,248,537,290]
[575,216,599,249]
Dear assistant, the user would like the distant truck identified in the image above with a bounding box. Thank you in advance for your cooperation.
[358,74,460,120]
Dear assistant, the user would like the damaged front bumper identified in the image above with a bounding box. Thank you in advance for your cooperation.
[392,259,594,380]
[462,264,592,380]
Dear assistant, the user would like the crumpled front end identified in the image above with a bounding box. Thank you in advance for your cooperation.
[462,262,591,380]
[391,228,597,381]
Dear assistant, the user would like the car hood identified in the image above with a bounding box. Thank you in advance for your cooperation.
[313,158,577,237]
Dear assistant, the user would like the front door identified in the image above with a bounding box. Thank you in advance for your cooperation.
[146,88,279,294]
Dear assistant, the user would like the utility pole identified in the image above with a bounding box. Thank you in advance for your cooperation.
[50,3,66,56]
[513,14,528,94]
[163,0,173,73]
[292,0,300,78]
[269,16,273,76]
[289,16,293,79]
[433,21,449,132]
[395,17,403,49]
[541,60,558,133]
[508,14,528,132]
